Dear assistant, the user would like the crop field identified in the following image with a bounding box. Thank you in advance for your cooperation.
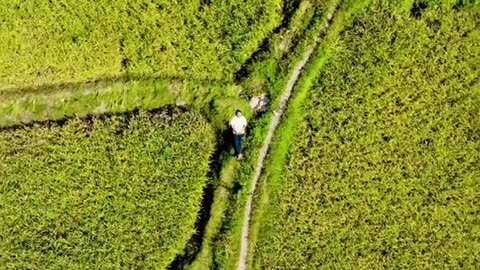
[2,0,479,269]
[0,110,215,269]
[0,1,329,269]
[0,0,281,91]
[252,1,480,269]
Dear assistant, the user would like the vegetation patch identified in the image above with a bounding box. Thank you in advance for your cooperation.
[0,0,282,91]
[253,1,480,268]
[208,0,343,268]
[0,110,215,269]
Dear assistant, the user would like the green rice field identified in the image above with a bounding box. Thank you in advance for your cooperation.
[1,0,479,269]
[0,110,214,269]
[252,1,480,268]
[0,0,281,91]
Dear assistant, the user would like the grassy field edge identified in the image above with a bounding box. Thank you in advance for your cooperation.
[185,2,339,269]
[249,0,480,268]
[208,1,352,269]
[246,0,375,268]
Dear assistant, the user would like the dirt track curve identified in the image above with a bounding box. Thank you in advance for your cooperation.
[237,5,339,270]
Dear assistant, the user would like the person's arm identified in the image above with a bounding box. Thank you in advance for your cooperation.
[230,118,237,134]
[242,118,247,134]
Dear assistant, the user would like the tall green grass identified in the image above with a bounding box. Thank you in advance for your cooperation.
[253,1,480,268]
[0,110,215,269]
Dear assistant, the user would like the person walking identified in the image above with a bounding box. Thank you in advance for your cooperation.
[230,110,247,160]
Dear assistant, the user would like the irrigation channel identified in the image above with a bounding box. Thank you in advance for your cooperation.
[237,4,339,270]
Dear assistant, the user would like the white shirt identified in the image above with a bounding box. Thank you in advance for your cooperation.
[230,116,247,135]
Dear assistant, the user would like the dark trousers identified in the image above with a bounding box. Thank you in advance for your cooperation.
[233,134,244,157]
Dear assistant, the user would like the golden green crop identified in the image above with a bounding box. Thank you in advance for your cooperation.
[0,110,215,269]
[253,1,480,268]
[0,0,282,91]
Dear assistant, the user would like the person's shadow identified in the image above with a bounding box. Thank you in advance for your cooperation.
[223,122,234,157]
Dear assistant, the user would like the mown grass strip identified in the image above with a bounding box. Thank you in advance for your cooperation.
[187,159,240,270]
[0,78,253,131]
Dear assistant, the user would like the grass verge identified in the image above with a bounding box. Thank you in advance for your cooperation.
[0,78,252,131]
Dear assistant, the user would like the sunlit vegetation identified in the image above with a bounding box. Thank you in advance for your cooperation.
[0,110,215,269]
[253,1,480,268]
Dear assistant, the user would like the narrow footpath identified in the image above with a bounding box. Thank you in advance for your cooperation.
[237,5,339,270]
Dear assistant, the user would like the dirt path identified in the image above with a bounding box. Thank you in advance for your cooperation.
[237,5,338,270]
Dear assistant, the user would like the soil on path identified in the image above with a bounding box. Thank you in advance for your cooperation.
[237,5,339,270]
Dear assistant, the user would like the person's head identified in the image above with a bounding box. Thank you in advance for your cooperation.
[235,110,242,117]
